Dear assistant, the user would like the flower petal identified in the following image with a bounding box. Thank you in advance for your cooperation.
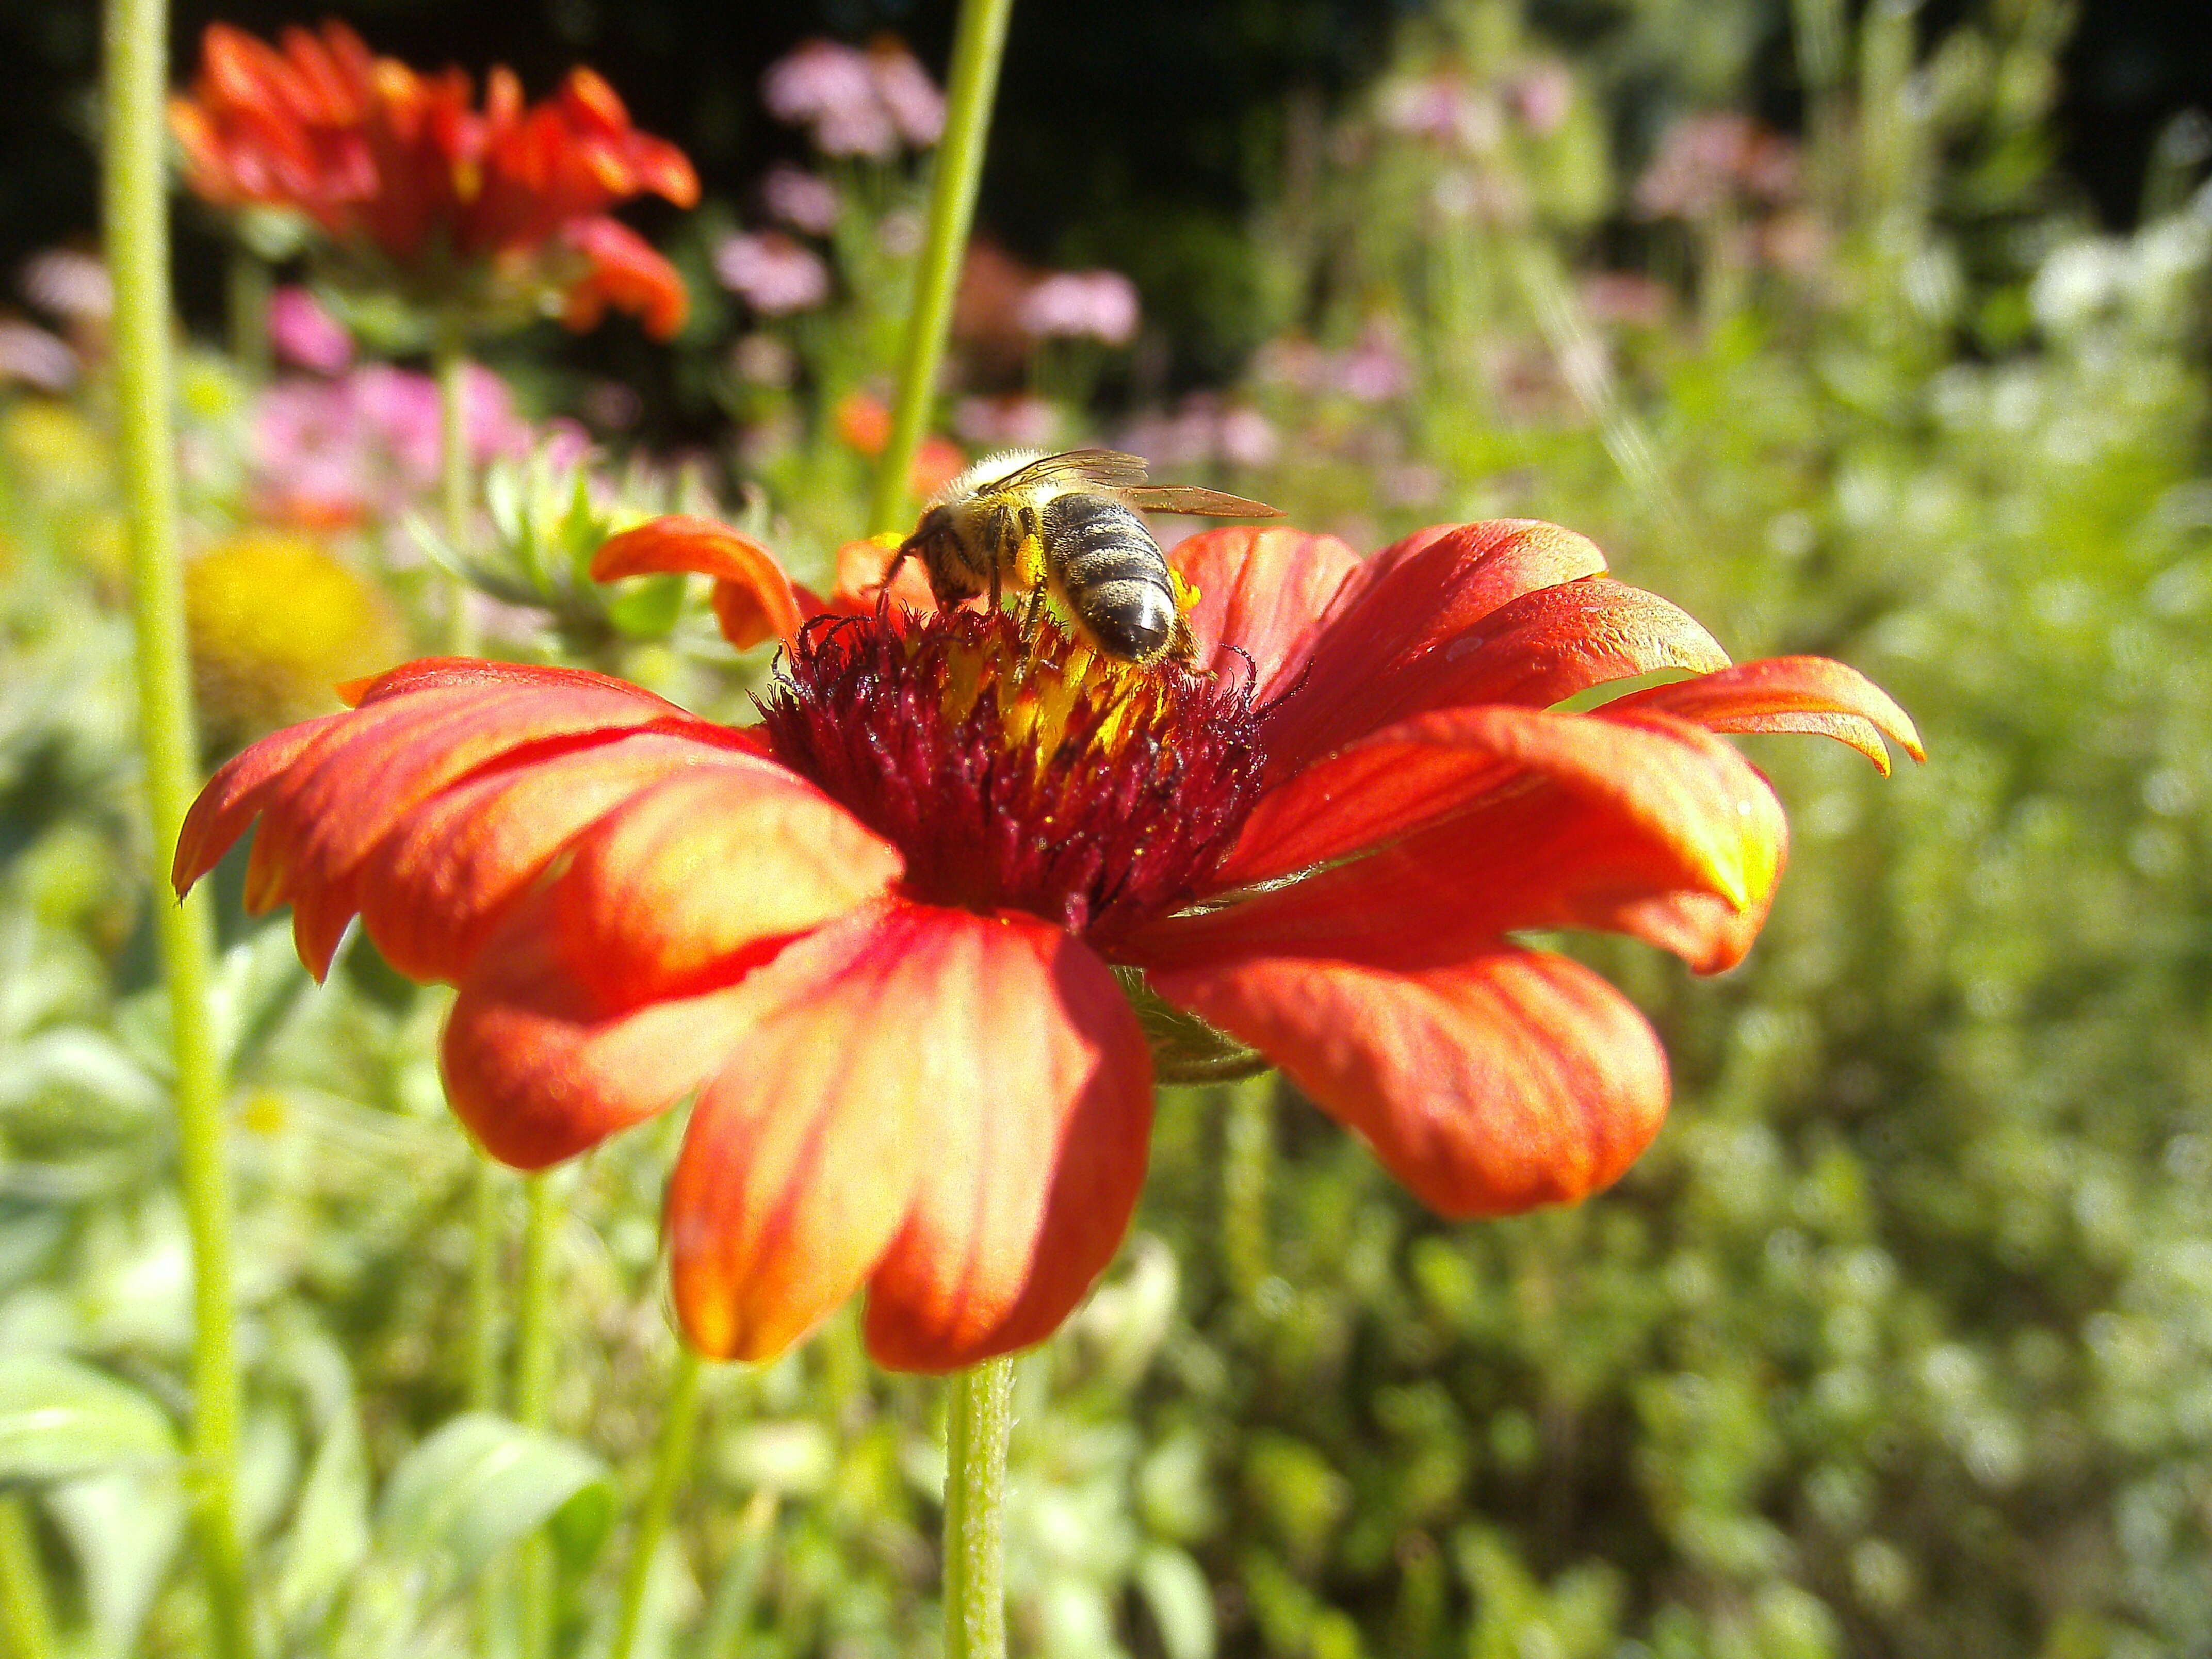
[339,657,663,707]
[535,763,902,1007]
[592,515,804,650]
[181,662,692,978]
[1260,520,1609,775]
[861,910,1153,1372]
[1606,655,1925,774]
[1223,702,1779,898]
[1169,526,1362,701]
[442,958,763,1169]
[441,767,900,1171]
[173,709,347,893]
[1151,947,1668,1217]
[355,730,782,982]
[1424,575,1729,710]
[833,537,937,615]
[1150,707,1786,976]
[560,216,691,341]
[665,904,954,1362]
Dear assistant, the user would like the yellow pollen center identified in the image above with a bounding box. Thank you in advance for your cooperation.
[758,600,1264,942]
[934,614,1158,768]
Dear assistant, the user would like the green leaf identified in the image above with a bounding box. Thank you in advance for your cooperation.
[45,1469,186,1656]
[0,1353,180,1482]
[1136,1544,1218,1659]
[375,1412,613,1585]
[274,1408,370,1633]
[605,572,688,639]
[207,922,313,1075]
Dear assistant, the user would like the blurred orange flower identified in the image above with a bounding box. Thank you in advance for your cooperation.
[171,20,698,338]
[175,517,1917,1371]
[831,391,966,496]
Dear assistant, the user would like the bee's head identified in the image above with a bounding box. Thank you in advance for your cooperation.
[891,503,987,607]
[899,503,955,559]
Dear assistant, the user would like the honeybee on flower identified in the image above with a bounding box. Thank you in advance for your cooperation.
[177,505,1919,1372]
[888,448,1283,666]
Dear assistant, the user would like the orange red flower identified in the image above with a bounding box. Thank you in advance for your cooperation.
[171,21,698,337]
[174,517,1918,1371]
[832,392,968,496]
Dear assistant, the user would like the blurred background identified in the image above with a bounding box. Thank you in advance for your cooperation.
[3,0,2211,1655]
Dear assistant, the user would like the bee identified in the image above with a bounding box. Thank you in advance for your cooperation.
[888,448,1282,665]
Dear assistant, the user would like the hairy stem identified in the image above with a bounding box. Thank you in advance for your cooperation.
[102,0,253,1652]
[867,0,1018,535]
[1223,1077,1274,1303]
[513,1173,561,1659]
[942,1356,1015,1659]
[466,1162,503,1412]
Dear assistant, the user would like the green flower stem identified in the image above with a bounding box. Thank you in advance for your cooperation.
[697,1491,777,1659]
[606,1347,705,1659]
[466,1162,503,1412]
[101,0,253,1654]
[0,1498,55,1659]
[466,1160,506,1655]
[942,1356,1015,1659]
[440,319,502,1654]
[513,1172,560,1427]
[1223,1077,1274,1303]
[513,1172,562,1659]
[867,0,1018,535]
[433,312,479,655]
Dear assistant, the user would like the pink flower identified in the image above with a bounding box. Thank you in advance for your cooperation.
[252,364,546,527]
[868,42,946,148]
[21,249,112,324]
[1115,396,1222,470]
[0,322,75,392]
[1018,271,1142,346]
[1581,272,1672,328]
[1340,321,1413,403]
[713,233,833,315]
[1217,407,1280,469]
[1379,73,1503,153]
[1635,113,1804,221]
[954,394,1062,450]
[1252,337,1326,392]
[761,39,940,159]
[268,286,354,374]
[761,165,842,236]
[1509,63,1574,135]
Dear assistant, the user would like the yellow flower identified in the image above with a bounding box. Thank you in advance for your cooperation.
[185,532,406,744]
[1,400,109,503]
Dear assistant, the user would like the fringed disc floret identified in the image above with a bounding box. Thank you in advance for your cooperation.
[757,605,1267,947]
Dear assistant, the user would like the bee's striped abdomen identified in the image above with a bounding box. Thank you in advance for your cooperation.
[1043,493,1177,660]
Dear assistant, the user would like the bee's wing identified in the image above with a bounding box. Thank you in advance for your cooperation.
[1116,486,1285,519]
[989,448,1155,493]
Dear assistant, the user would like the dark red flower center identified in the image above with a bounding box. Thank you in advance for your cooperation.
[756,607,1266,948]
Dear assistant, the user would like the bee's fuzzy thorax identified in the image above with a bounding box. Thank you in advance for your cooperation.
[930,447,1053,507]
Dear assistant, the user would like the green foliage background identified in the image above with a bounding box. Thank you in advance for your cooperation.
[3,0,2211,1655]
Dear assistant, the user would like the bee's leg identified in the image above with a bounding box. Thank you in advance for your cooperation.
[989,562,1001,613]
